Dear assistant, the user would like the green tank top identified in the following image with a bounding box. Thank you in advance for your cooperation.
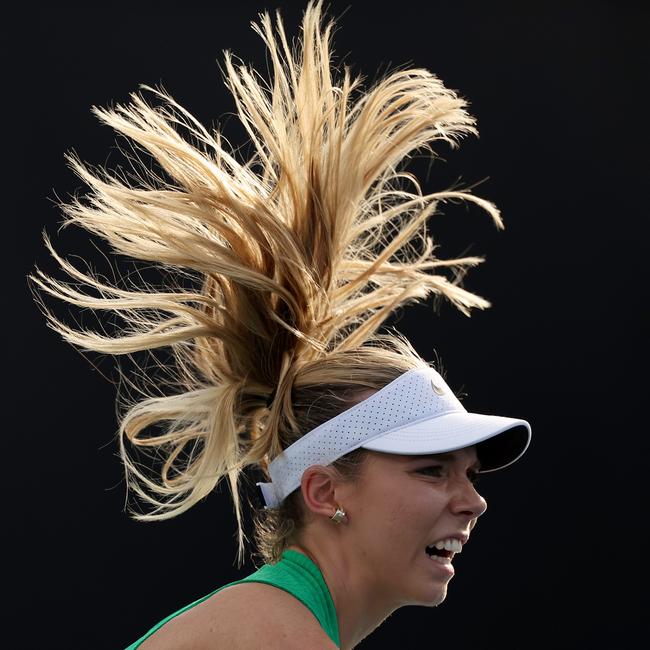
[124,549,341,648]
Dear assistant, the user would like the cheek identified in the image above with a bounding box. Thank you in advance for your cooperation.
[349,488,403,549]
[360,490,430,554]
[395,494,437,535]
[384,487,449,549]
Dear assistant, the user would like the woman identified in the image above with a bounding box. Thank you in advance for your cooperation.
[29,1,531,648]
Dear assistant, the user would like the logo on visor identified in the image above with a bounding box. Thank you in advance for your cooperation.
[431,379,445,396]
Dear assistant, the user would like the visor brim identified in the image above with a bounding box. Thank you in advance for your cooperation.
[360,411,531,472]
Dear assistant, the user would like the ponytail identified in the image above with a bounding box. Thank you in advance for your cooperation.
[29,0,502,568]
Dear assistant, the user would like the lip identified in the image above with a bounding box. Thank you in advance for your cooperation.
[424,551,455,577]
[428,532,469,545]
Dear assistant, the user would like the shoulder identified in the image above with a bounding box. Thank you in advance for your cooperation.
[139,582,338,650]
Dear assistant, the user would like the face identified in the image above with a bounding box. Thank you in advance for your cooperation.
[337,446,487,609]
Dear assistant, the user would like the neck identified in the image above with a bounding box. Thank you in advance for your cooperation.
[286,538,399,650]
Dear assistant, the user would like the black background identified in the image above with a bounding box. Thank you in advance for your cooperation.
[13,1,648,648]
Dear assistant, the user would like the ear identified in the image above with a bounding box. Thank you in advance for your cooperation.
[299,465,340,518]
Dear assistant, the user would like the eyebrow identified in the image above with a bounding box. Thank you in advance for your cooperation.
[409,453,482,470]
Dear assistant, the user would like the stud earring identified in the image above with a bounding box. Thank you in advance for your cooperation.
[330,507,347,524]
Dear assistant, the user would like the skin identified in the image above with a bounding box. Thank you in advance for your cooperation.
[286,445,487,650]
[138,445,486,650]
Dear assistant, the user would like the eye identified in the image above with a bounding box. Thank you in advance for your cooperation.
[468,469,481,485]
[419,465,444,476]
[419,465,481,485]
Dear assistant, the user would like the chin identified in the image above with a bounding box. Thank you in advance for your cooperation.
[428,590,448,607]
[408,587,448,608]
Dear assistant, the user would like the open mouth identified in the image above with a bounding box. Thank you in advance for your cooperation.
[425,546,453,561]
[426,546,455,560]
[425,537,465,561]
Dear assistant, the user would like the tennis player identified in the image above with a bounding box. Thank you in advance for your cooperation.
[30,2,531,648]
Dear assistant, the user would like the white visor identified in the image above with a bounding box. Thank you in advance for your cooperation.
[257,366,531,508]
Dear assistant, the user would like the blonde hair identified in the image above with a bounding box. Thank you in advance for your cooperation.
[29,0,503,568]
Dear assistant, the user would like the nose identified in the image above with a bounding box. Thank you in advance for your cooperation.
[450,477,488,519]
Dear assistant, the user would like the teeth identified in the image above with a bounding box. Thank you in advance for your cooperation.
[431,538,463,553]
